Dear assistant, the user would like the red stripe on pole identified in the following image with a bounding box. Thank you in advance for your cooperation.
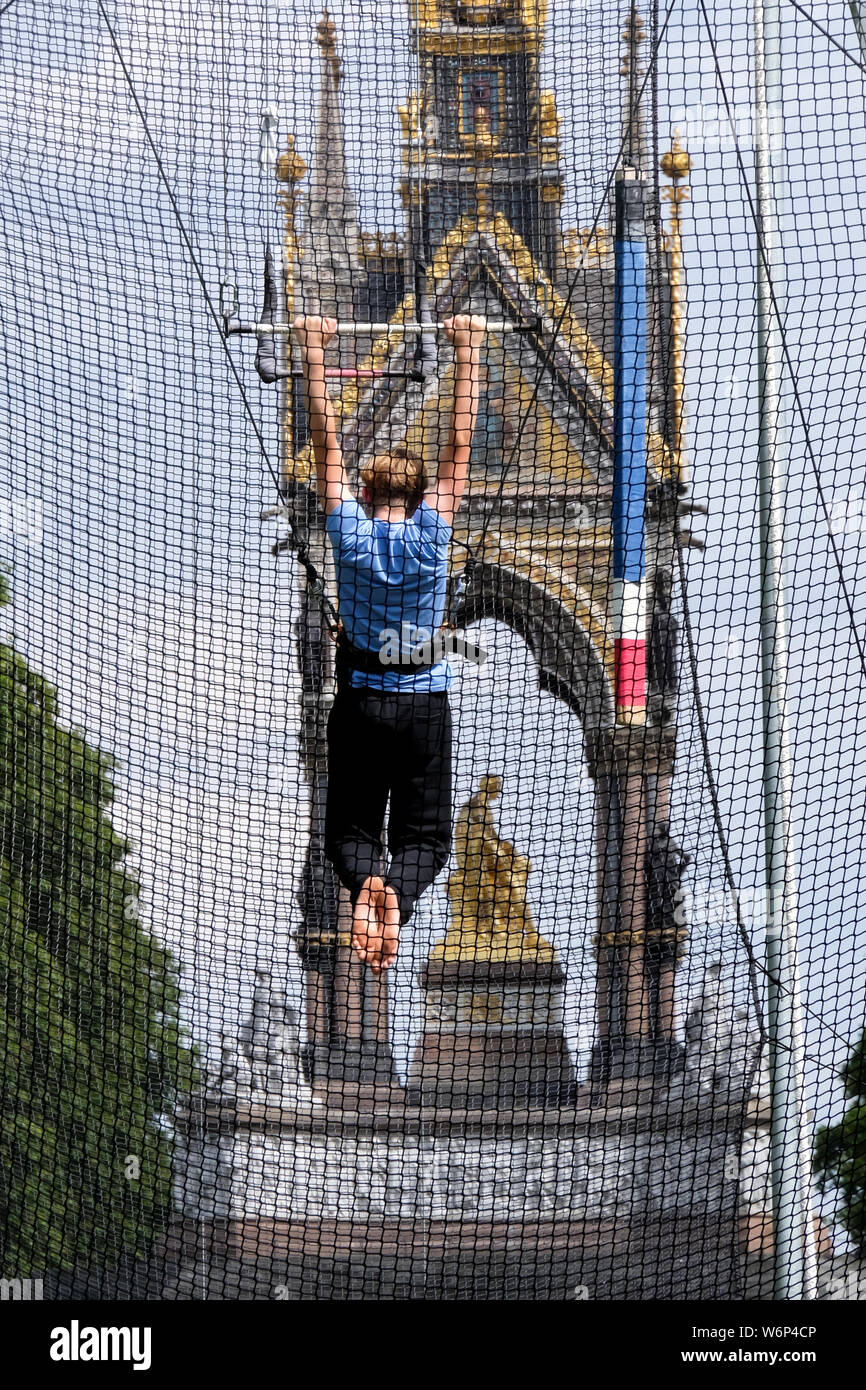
[614,637,647,707]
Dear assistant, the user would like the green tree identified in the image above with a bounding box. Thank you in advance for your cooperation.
[814,1030,866,1252]
[0,572,197,1272]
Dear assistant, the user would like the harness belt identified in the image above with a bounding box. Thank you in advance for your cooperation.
[336,631,446,684]
[335,629,487,691]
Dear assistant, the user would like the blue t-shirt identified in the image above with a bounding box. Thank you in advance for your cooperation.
[325,498,453,692]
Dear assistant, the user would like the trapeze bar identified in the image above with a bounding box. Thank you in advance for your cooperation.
[289,368,424,380]
[226,319,536,338]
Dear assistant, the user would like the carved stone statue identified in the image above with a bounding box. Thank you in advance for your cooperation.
[645,821,690,963]
[239,969,279,1091]
[648,568,679,724]
[206,1031,251,1097]
[539,90,561,141]
[683,964,761,1101]
[431,775,555,962]
[235,970,318,1107]
[266,1003,317,1108]
[398,91,423,143]
[469,102,496,151]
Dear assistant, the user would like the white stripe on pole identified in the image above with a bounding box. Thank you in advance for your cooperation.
[612,578,647,642]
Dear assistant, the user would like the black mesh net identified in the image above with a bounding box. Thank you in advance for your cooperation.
[0,0,865,1309]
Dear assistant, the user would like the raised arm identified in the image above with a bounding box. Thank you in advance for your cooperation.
[425,314,485,527]
[294,315,354,515]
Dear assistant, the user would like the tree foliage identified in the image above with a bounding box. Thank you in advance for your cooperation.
[814,1030,866,1252]
[0,572,197,1272]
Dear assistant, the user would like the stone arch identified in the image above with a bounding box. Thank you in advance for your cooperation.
[453,558,615,735]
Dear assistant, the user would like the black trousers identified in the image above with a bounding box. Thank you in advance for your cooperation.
[324,687,453,924]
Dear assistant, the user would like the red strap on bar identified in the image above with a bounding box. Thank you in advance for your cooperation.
[323,368,385,379]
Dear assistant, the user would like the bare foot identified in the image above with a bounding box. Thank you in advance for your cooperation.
[377,885,401,974]
[351,876,401,974]
[352,876,383,967]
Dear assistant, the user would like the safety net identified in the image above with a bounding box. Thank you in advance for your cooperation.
[0,0,864,1306]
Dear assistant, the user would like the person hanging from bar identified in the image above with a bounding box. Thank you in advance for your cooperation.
[294,313,484,975]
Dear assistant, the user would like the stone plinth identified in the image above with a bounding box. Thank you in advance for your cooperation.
[407,957,575,1108]
[174,1088,746,1299]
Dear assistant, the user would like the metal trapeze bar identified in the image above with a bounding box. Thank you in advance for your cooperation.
[226,319,538,337]
[288,368,418,380]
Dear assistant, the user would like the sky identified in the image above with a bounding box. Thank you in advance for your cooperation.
[1,0,866,1233]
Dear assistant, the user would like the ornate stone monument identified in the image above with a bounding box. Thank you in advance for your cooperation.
[409,775,575,1107]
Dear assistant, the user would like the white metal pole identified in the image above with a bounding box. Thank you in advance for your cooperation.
[753,0,818,1302]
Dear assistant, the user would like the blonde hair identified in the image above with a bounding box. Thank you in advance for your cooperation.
[360,443,428,509]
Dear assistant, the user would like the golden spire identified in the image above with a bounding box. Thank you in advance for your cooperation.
[661,133,692,475]
[660,137,691,184]
[276,136,307,488]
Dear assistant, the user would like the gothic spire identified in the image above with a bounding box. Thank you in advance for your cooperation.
[300,8,360,322]
[620,3,648,171]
